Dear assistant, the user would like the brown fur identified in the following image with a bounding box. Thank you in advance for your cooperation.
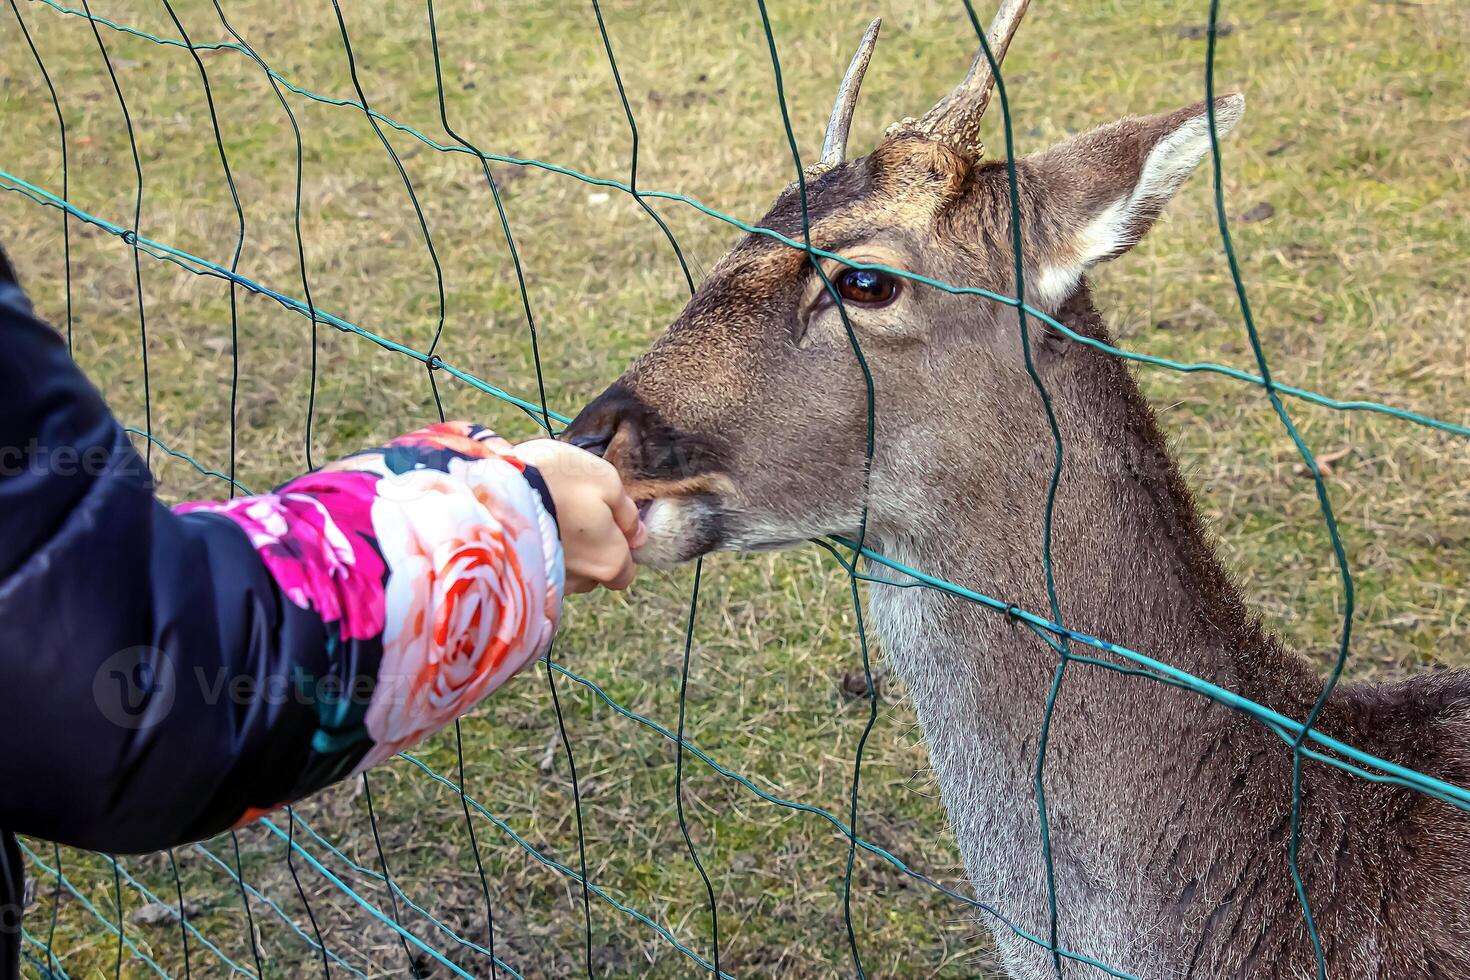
[565,99,1470,977]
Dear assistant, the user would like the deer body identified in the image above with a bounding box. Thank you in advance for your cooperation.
[565,7,1470,973]
[865,289,1470,978]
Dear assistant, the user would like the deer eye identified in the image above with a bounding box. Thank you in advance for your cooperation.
[834,268,898,306]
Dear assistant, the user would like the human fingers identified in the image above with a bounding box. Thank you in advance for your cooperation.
[610,492,640,541]
[603,552,637,591]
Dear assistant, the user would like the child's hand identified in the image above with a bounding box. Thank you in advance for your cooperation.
[509,439,646,594]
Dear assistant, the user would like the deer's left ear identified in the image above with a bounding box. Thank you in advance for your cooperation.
[1018,94,1245,309]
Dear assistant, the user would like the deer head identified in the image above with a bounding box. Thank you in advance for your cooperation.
[565,3,1244,568]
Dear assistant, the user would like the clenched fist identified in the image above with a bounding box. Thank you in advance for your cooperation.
[509,439,646,594]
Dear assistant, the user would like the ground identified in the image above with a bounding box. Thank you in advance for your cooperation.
[0,0,1466,976]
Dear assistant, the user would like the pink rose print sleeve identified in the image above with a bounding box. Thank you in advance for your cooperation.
[174,422,564,804]
[176,469,386,640]
[0,285,569,860]
[358,453,562,769]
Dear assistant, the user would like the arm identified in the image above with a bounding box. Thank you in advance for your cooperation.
[0,280,563,853]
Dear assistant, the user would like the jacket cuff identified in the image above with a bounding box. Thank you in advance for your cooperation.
[519,461,566,615]
[518,462,558,529]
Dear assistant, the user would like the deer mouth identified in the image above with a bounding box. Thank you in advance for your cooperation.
[630,487,817,563]
[614,473,729,567]
[629,491,724,568]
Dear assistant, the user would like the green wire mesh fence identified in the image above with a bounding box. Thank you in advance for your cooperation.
[2,0,1467,977]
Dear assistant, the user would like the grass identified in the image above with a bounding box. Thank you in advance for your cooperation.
[1,0,1466,976]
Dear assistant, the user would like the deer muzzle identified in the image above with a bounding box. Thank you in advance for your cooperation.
[563,381,733,567]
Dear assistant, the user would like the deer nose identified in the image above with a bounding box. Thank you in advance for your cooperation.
[565,429,613,458]
[563,382,643,463]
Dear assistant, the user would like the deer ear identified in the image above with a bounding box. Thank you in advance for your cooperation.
[1022,94,1245,309]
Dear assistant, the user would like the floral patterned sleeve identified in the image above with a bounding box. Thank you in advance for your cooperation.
[0,276,570,977]
[176,422,565,804]
[1,276,570,858]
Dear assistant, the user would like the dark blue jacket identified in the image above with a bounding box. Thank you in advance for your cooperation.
[0,257,564,978]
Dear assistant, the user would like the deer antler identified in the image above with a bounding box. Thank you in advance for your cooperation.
[904,0,1030,154]
[816,18,882,170]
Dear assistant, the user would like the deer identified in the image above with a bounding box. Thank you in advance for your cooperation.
[563,3,1470,976]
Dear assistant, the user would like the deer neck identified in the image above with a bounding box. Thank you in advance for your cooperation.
[864,287,1326,970]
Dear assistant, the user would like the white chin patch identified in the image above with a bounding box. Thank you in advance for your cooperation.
[633,497,709,569]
